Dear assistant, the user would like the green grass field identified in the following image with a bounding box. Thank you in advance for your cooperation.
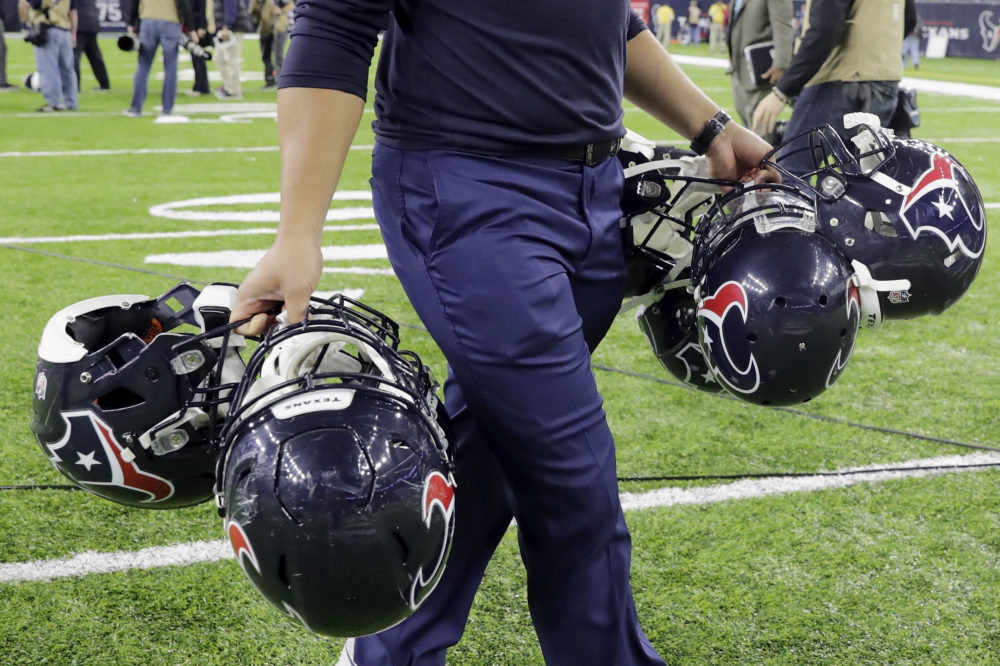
[0,36,998,665]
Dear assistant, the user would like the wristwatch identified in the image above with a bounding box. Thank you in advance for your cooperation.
[689,110,731,155]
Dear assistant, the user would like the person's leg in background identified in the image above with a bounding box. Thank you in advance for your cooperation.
[53,27,78,109]
[34,39,65,109]
[259,31,275,88]
[0,15,13,89]
[128,21,162,114]
[272,28,288,78]
[81,32,111,89]
[159,22,181,114]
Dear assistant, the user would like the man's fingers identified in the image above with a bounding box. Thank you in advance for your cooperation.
[234,312,273,337]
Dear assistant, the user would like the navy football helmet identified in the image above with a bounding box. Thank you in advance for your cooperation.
[692,184,861,406]
[30,283,248,509]
[216,293,454,638]
[635,279,722,394]
[617,130,734,301]
[765,118,987,320]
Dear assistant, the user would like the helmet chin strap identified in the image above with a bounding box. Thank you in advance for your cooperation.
[851,260,911,329]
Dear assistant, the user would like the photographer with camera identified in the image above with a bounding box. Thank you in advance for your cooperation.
[250,0,293,90]
[122,0,197,119]
[18,0,78,111]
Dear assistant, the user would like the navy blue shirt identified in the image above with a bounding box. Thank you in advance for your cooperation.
[281,0,647,152]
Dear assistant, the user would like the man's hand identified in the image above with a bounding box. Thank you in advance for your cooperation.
[704,121,780,188]
[230,235,324,335]
[751,91,786,136]
[762,66,784,85]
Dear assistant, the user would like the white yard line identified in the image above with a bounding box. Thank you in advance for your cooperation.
[0,145,373,158]
[2,452,998,584]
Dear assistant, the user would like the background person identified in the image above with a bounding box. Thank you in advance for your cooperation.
[73,0,110,91]
[229,4,777,665]
[185,0,211,96]
[708,0,726,53]
[902,10,923,70]
[250,0,293,90]
[19,0,78,111]
[751,0,915,168]
[726,0,793,138]
[122,0,197,117]
[0,13,16,90]
[687,0,702,45]
[212,0,254,99]
[654,3,675,49]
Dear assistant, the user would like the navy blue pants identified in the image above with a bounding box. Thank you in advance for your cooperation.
[351,145,665,665]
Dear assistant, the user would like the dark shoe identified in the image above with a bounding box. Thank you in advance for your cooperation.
[214,87,243,100]
[36,104,59,112]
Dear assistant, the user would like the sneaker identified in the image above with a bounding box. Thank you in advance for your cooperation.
[93,86,111,92]
[121,108,141,118]
[184,90,206,97]
[260,82,277,91]
[0,84,16,92]
[36,104,59,112]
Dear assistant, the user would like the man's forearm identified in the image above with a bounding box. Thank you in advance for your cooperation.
[276,87,366,246]
[624,29,725,141]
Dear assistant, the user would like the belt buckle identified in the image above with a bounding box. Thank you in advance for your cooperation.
[584,138,621,166]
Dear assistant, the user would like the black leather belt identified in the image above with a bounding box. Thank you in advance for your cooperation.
[502,138,622,166]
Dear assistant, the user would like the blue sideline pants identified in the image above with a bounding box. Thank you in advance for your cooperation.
[128,19,181,115]
[349,145,665,666]
[34,27,78,110]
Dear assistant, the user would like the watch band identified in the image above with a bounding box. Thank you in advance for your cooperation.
[689,110,732,155]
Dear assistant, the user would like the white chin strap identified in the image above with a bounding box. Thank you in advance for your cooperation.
[240,327,408,419]
[851,260,911,329]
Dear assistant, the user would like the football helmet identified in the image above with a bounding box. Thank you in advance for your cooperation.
[216,293,454,638]
[692,184,861,406]
[30,283,248,509]
[765,117,987,320]
[617,130,734,303]
[635,278,722,394]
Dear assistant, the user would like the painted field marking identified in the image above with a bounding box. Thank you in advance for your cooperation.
[147,190,372,223]
[2,452,998,584]
[0,145,374,159]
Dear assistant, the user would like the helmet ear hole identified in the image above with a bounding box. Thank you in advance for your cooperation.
[94,386,145,410]
[773,296,787,308]
[818,294,829,306]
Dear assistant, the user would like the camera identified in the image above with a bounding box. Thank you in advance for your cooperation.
[180,33,213,61]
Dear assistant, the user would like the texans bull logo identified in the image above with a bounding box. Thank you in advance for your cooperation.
[696,281,760,395]
[44,410,175,503]
[899,152,986,259]
[408,470,455,611]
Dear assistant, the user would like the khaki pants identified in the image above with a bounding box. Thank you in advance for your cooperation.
[215,33,243,95]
